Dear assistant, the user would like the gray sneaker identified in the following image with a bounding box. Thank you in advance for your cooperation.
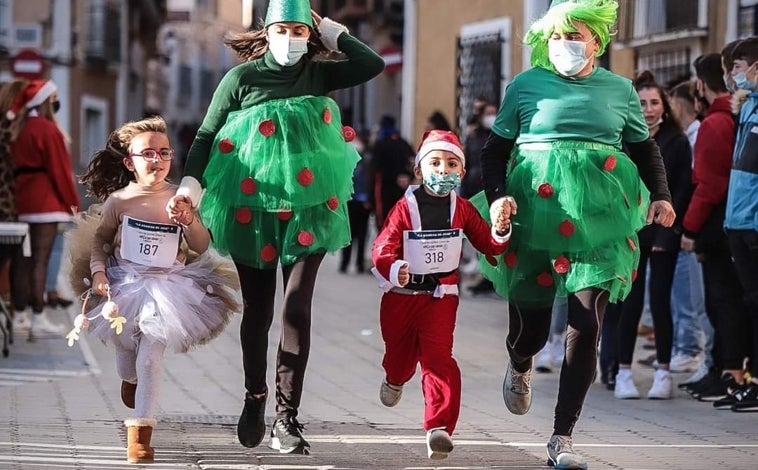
[503,359,532,415]
[547,434,587,469]
[426,427,453,460]
[379,380,403,407]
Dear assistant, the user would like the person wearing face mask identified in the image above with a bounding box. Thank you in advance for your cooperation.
[475,1,675,467]
[371,130,513,460]
[613,71,693,402]
[166,0,384,454]
[722,36,758,412]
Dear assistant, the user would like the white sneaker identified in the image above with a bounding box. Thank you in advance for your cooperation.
[379,380,403,407]
[614,369,640,399]
[550,333,565,367]
[647,369,672,399]
[12,308,31,331]
[29,311,66,340]
[426,427,453,460]
[669,353,701,373]
[535,344,553,373]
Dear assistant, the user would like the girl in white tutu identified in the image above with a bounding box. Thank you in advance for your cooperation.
[69,116,241,464]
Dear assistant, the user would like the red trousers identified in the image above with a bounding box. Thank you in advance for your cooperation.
[379,291,461,434]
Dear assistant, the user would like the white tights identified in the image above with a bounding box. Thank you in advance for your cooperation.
[114,331,166,420]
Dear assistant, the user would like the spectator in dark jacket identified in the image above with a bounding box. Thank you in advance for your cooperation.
[369,115,414,228]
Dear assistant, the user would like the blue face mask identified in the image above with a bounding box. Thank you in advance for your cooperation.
[734,70,757,91]
[423,172,461,196]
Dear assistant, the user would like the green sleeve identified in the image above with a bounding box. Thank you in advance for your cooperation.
[622,85,649,144]
[184,68,243,180]
[321,34,385,91]
[491,80,520,140]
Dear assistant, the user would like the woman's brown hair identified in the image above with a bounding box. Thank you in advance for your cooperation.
[225,19,329,62]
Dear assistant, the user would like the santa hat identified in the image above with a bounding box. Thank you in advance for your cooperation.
[415,130,465,167]
[5,80,57,120]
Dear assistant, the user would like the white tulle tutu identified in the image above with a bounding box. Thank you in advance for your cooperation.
[85,249,242,353]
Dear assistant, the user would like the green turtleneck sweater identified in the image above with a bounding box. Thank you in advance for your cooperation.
[184,34,384,180]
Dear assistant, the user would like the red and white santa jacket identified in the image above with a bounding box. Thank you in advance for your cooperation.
[371,185,510,298]
[11,115,80,222]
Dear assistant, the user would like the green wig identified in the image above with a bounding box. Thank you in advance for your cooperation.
[524,0,618,71]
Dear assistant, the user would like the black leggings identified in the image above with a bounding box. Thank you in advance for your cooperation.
[237,253,324,419]
[508,288,609,436]
[11,222,58,313]
[618,247,678,366]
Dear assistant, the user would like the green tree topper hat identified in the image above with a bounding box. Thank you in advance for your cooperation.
[265,0,314,27]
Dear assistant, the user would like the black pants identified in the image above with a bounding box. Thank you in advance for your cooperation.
[618,247,678,366]
[236,253,324,419]
[340,200,370,272]
[508,288,608,436]
[726,229,758,375]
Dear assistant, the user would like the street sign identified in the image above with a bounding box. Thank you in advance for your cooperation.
[11,49,45,80]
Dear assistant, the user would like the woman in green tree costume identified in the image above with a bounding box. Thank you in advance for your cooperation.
[166,0,384,454]
[472,0,675,468]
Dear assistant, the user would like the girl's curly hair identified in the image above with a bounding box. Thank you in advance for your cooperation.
[79,116,167,201]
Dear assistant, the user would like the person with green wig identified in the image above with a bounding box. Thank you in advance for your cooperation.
[473,0,675,468]
[166,0,384,455]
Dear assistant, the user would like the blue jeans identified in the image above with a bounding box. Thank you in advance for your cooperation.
[670,251,707,357]
[45,230,64,292]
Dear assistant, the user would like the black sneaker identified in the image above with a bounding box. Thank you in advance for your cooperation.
[237,391,267,448]
[685,370,719,396]
[713,383,746,410]
[732,383,758,412]
[698,374,740,402]
[270,415,310,454]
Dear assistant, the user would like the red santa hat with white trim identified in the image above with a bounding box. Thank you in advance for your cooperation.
[5,80,58,121]
[414,129,466,167]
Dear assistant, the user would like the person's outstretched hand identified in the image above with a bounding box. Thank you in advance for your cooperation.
[646,200,675,227]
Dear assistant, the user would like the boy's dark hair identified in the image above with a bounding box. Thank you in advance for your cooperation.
[721,39,743,72]
[694,53,727,93]
[731,37,758,67]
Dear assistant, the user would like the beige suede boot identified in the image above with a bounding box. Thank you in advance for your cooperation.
[125,418,156,463]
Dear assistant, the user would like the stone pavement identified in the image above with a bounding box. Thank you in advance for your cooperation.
[0,253,756,469]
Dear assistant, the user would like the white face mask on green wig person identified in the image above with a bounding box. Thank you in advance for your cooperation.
[267,23,310,66]
[548,39,592,77]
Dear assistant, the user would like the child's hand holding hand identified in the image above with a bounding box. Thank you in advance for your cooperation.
[397,264,410,287]
[92,271,110,296]
[490,196,517,235]
[168,195,195,226]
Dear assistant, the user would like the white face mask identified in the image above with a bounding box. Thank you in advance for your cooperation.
[268,34,309,66]
[548,39,591,77]
[481,115,496,130]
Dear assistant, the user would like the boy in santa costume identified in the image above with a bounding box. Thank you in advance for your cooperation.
[371,129,514,460]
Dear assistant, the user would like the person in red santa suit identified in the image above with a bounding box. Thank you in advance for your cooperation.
[371,129,515,460]
[4,79,80,339]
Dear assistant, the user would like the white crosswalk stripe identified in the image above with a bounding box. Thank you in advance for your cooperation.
[0,367,90,387]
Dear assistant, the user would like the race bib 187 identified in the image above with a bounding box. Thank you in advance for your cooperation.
[120,216,181,268]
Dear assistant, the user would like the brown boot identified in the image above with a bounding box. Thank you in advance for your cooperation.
[121,381,136,409]
[125,418,156,463]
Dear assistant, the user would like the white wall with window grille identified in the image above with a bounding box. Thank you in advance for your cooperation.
[456,17,510,135]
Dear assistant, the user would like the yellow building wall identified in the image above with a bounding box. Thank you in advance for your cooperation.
[413,0,525,145]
